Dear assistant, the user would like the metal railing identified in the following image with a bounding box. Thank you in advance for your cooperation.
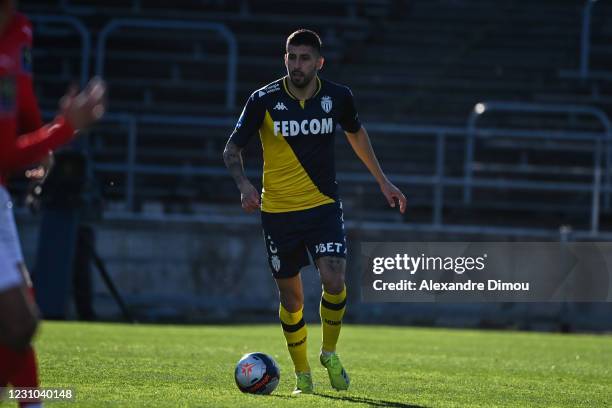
[31,15,91,154]
[90,115,466,226]
[95,19,238,109]
[580,0,599,79]
[25,15,611,236]
[463,101,612,235]
[83,113,610,236]
[29,14,90,87]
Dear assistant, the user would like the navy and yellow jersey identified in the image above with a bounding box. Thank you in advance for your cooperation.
[229,76,361,213]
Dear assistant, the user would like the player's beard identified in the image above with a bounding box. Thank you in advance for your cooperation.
[289,69,316,89]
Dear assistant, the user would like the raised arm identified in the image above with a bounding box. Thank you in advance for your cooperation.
[223,140,260,213]
[17,49,51,182]
[345,126,407,213]
[0,78,106,173]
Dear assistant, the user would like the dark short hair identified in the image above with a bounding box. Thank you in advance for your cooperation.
[286,29,322,54]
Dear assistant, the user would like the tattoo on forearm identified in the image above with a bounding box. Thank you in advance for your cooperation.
[223,141,247,186]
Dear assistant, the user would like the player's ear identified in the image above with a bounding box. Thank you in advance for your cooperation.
[317,56,325,71]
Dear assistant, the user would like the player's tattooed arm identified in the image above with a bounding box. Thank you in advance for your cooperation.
[223,140,261,212]
[223,141,248,187]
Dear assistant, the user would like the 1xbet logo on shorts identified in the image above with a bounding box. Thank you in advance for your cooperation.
[315,242,346,255]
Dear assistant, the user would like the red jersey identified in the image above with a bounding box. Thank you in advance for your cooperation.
[0,12,75,186]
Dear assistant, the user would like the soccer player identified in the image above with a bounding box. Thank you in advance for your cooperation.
[0,2,106,406]
[223,29,406,394]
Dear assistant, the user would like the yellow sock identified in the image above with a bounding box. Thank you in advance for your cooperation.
[320,285,347,353]
[279,304,310,373]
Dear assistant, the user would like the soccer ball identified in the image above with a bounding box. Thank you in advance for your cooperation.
[234,352,280,395]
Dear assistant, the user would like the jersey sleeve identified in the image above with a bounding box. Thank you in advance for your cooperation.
[338,86,362,133]
[0,116,75,173]
[17,28,43,134]
[228,92,265,148]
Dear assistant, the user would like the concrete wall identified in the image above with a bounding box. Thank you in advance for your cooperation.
[16,213,612,331]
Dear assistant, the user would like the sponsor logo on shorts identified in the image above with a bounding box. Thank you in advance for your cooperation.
[315,242,345,255]
[266,235,281,272]
[267,236,278,254]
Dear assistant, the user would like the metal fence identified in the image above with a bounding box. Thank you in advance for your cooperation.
[95,18,237,110]
[28,14,612,239]
[80,112,612,238]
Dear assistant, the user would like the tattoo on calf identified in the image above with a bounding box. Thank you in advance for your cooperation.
[319,257,346,274]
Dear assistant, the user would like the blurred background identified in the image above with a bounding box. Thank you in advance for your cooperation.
[11,0,612,331]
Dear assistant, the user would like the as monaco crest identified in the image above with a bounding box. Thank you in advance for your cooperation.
[321,96,332,113]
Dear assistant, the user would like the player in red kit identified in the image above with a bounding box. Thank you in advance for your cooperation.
[0,1,106,406]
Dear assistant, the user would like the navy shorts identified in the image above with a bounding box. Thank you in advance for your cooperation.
[261,201,347,279]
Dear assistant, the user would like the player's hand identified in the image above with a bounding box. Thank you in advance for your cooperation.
[239,181,261,213]
[25,152,54,181]
[60,77,106,131]
[380,180,407,214]
[25,152,54,213]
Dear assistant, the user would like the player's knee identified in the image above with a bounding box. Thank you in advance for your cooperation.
[317,258,346,294]
[280,292,303,312]
[323,279,344,295]
[285,297,304,312]
[321,271,345,294]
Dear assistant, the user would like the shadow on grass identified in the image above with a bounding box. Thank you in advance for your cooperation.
[267,394,293,400]
[270,393,427,407]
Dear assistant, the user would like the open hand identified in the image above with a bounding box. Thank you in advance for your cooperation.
[60,77,106,131]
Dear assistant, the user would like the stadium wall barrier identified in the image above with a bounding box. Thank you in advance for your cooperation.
[15,213,612,331]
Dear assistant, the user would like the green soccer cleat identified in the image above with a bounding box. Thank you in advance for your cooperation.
[292,372,314,395]
[320,352,350,391]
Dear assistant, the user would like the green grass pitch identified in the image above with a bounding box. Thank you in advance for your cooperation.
[27,321,612,407]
